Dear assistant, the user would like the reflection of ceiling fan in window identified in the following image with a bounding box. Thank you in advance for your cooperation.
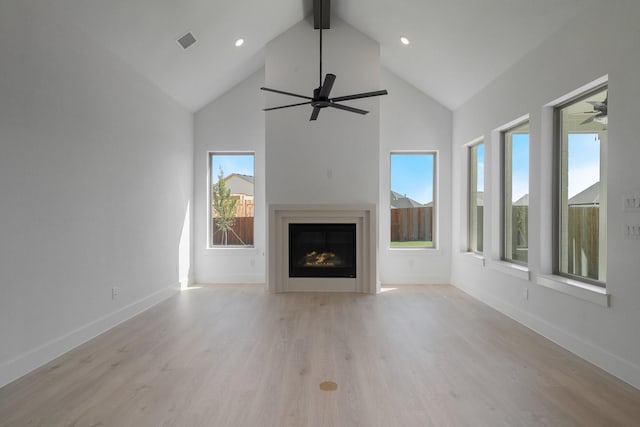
[260,0,388,121]
[580,92,608,125]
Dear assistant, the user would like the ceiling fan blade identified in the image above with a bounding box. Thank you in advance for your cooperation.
[264,101,313,111]
[330,90,388,102]
[580,113,607,125]
[327,102,368,115]
[319,73,336,98]
[310,107,321,121]
[260,87,313,100]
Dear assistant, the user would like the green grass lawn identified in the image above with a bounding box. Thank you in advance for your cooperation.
[391,241,433,248]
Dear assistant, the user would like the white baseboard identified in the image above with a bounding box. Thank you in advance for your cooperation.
[0,285,179,389]
[194,274,266,284]
[452,280,640,391]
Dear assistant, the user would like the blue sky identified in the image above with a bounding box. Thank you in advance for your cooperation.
[390,153,434,204]
[510,134,529,202]
[211,153,254,181]
[568,133,600,198]
[476,144,485,193]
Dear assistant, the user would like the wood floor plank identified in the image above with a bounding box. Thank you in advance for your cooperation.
[1,285,639,426]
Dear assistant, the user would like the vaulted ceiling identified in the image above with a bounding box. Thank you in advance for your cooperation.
[57,0,598,112]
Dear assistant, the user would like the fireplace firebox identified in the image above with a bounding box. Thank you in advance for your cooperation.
[289,223,356,278]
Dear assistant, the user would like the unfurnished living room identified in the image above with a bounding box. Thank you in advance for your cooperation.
[1,0,640,426]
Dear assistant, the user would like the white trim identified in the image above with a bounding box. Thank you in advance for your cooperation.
[0,286,179,389]
[388,247,442,254]
[495,113,531,132]
[491,260,530,281]
[536,274,610,307]
[463,135,485,148]
[204,247,259,254]
[389,151,439,249]
[206,151,255,250]
[269,204,377,294]
[544,74,609,107]
[463,251,486,266]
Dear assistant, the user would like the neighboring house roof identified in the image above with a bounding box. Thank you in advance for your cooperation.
[226,173,254,185]
[390,191,425,208]
[569,182,600,206]
[217,173,254,196]
[513,194,529,206]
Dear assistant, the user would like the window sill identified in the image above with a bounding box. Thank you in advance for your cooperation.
[536,274,610,307]
[389,246,440,254]
[206,246,257,255]
[462,252,485,266]
[491,260,530,281]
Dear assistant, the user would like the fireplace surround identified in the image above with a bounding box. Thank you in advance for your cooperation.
[268,204,377,293]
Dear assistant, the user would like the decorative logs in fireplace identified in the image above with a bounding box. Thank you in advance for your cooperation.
[288,223,356,278]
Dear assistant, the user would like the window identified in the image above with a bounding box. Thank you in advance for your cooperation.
[555,86,607,284]
[468,142,484,253]
[502,122,529,264]
[209,153,255,248]
[390,152,436,248]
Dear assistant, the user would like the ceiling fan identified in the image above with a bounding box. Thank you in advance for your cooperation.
[580,92,608,125]
[260,0,388,121]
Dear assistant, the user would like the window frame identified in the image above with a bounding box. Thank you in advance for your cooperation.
[389,151,438,249]
[500,121,530,266]
[552,84,607,287]
[207,151,256,249]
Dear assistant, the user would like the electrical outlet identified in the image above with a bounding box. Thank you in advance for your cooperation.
[112,287,120,300]
[624,224,640,239]
[623,194,640,212]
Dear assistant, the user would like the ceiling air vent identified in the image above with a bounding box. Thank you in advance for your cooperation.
[177,32,197,50]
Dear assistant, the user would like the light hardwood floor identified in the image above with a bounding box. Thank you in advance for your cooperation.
[1,285,639,426]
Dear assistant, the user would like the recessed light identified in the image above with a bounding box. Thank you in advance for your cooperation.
[400,36,410,45]
[235,38,245,47]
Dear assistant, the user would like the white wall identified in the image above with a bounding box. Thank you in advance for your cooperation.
[194,17,454,287]
[379,68,452,284]
[0,3,193,387]
[451,0,640,388]
[264,17,380,206]
[193,69,266,284]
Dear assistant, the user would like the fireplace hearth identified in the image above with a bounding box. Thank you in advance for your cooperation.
[289,223,356,278]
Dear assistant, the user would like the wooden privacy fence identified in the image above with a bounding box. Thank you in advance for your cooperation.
[391,207,433,242]
[567,206,599,279]
[212,217,254,246]
[509,206,528,262]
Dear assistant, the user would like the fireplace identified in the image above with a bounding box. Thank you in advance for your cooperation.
[268,204,377,293]
[289,223,356,278]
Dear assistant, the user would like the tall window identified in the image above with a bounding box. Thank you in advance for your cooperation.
[390,152,436,248]
[468,142,484,253]
[502,122,529,264]
[209,153,255,248]
[555,86,607,284]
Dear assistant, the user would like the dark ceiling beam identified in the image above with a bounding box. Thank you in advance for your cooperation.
[313,0,330,29]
